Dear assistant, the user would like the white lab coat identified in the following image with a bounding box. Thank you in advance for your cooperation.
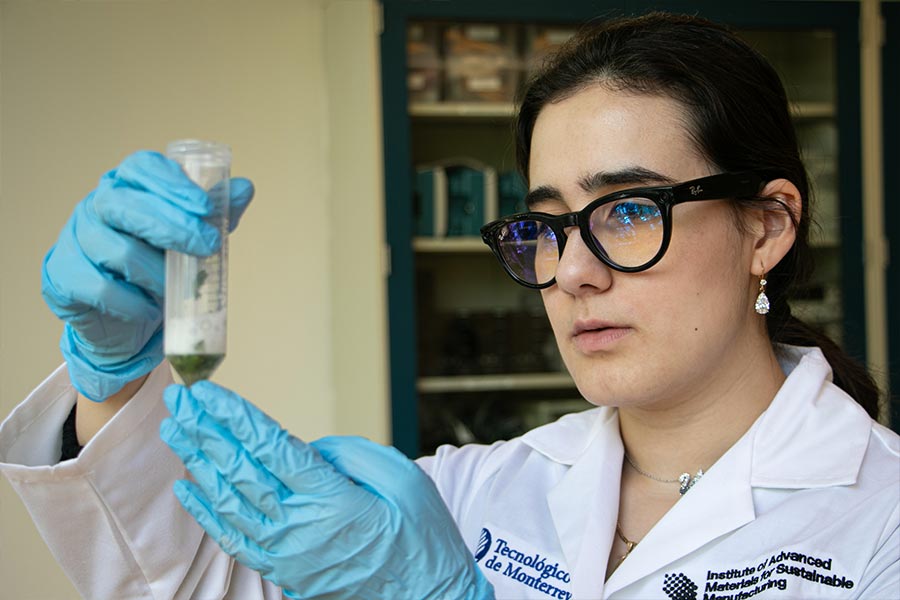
[0,345,897,599]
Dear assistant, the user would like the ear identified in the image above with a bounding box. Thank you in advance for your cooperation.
[748,178,801,277]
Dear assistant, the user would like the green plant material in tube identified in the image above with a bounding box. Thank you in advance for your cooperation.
[167,354,224,386]
[194,269,208,300]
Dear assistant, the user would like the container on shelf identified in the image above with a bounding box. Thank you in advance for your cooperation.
[413,158,498,237]
[444,23,520,102]
[445,60,521,103]
[444,23,518,60]
[414,165,448,236]
[408,22,442,102]
[408,57,443,103]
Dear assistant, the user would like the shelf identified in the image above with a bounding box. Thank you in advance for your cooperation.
[411,100,834,120]
[414,236,490,253]
[416,234,841,255]
[790,101,836,119]
[410,102,516,119]
[418,372,576,393]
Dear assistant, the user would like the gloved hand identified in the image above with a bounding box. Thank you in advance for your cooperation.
[160,381,495,600]
[41,151,254,401]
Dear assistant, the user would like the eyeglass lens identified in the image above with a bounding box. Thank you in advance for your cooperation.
[496,197,665,285]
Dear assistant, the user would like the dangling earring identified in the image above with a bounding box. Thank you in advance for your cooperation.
[754,270,770,315]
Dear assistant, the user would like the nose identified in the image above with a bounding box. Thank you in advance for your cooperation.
[553,227,614,295]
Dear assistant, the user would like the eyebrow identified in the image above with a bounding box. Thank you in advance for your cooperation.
[524,166,678,210]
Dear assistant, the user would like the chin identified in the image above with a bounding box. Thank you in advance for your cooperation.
[566,354,659,409]
[570,368,631,408]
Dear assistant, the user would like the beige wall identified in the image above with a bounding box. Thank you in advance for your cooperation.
[0,1,387,597]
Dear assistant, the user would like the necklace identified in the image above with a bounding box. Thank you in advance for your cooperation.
[624,453,704,495]
[614,522,638,567]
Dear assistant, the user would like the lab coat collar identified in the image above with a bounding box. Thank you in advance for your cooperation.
[517,344,872,597]
[538,408,622,598]
[521,404,610,466]
[749,345,871,488]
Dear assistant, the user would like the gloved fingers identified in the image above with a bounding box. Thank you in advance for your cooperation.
[163,385,291,521]
[313,437,488,600]
[168,382,390,543]
[42,237,162,343]
[62,326,164,401]
[171,479,273,576]
[74,205,165,301]
[186,381,357,497]
[228,177,255,233]
[312,436,431,504]
[161,416,281,539]
[112,151,213,215]
[65,320,162,368]
[111,153,256,238]
[92,184,221,257]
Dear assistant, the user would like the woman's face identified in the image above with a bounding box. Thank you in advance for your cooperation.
[530,84,762,409]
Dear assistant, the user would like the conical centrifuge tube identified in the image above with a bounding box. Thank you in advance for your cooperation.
[164,140,231,385]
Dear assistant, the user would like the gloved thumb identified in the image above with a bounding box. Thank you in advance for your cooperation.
[311,436,429,504]
[228,177,254,232]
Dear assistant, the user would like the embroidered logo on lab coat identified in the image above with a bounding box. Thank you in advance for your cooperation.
[663,573,698,600]
[475,528,492,562]
[679,548,855,599]
[474,528,572,599]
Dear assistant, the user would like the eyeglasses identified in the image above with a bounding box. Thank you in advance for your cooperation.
[480,171,766,289]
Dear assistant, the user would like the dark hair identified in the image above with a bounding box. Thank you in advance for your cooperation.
[515,12,880,418]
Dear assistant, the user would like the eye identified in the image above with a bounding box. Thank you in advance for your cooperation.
[537,223,556,241]
[502,220,536,241]
[608,198,660,226]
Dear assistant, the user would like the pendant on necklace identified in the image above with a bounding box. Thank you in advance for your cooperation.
[615,523,639,568]
[619,539,637,564]
[678,469,704,495]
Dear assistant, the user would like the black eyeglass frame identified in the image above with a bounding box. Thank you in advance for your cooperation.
[480,171,767,289]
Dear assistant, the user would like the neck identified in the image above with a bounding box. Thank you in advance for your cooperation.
[618,337,785,479]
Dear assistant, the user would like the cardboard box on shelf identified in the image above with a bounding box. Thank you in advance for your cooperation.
[408,23,443,103]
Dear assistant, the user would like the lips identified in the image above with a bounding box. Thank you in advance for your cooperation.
[571,320,632,352]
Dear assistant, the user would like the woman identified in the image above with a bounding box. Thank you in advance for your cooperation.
[1,11,897,600]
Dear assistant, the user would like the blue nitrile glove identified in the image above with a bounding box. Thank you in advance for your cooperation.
[40,151,254,401]
[160,381,495,600]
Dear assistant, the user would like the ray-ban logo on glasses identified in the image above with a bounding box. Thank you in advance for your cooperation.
[689,185,703,196]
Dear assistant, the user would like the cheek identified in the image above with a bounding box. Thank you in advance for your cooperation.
[653,214,752,334]
[541,288,582,373]
[540,289,565,336]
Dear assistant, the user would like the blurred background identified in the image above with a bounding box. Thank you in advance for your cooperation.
[0,0,896,597]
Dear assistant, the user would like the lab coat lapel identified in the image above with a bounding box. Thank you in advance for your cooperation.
[750,346,870,488]
[603,423,757,597]
[544,409,623,598]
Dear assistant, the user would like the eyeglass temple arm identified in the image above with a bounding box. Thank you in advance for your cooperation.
[673,171,765,202]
